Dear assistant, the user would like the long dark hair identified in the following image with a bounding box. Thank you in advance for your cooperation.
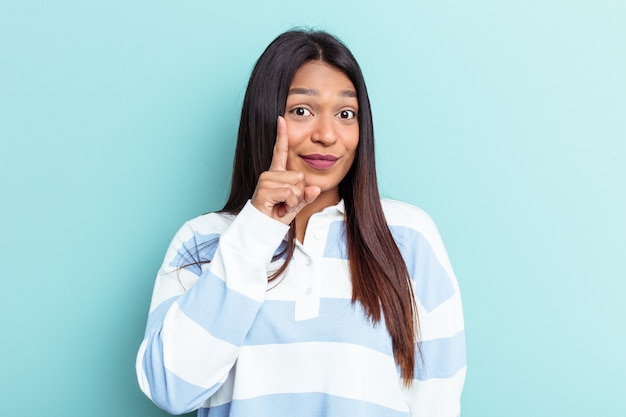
[220,30,419,385]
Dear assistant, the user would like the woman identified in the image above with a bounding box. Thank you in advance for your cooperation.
[136,29,465,417]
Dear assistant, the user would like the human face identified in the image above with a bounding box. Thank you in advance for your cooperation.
[284,61,359,202]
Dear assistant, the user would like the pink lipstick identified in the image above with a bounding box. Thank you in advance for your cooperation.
[301,154,339,170]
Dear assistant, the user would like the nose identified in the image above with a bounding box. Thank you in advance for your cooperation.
[311,115,336,145]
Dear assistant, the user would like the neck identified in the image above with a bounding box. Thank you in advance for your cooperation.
[294,189,340,243]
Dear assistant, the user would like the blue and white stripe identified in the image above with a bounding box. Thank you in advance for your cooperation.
[137,199,465,416]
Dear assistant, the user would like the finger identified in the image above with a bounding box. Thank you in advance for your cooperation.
[258,170,305,185]
[252,179,304,214]
[285,185,321,215]
[266,183,304,213]
[269,116,288,172]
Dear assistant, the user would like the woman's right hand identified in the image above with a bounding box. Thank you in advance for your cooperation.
[251,116,321,225]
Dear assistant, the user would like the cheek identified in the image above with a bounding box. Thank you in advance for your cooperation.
[285,150,298,171]
[346,128,359,155]
[343,140,359,171]
[285,125,307,149]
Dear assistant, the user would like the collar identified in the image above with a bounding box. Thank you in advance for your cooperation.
[329,199,345,215]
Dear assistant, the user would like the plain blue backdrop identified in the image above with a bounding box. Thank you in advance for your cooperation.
[1,1,625,416]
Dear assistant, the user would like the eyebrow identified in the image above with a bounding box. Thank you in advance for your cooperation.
[288,88,357,98]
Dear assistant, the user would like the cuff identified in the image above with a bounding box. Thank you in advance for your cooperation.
[219,200,290,264]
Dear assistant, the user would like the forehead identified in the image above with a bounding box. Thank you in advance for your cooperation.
[289,61,356,93]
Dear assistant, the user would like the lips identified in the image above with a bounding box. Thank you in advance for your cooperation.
[301,154,339,170]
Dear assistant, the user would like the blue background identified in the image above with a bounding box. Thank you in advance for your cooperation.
[1,1,625,416]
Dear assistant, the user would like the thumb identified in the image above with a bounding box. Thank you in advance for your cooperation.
[303,186,321,205]
[284,186,321,218]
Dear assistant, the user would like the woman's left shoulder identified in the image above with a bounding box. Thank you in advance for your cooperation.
[380,198,438,230]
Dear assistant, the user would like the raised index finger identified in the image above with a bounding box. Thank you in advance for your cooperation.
[269,116,288,172]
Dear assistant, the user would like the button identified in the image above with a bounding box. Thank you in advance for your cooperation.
[305,287,312,294]
[314,232,322,239]
[305,257,311,265]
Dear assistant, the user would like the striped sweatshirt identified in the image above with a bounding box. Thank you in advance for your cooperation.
[136,199,466,416]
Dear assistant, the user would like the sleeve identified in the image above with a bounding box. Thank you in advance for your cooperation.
[135,201,289,415]
[395,212,466,417]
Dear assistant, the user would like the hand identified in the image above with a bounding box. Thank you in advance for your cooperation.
[251,116,321,224]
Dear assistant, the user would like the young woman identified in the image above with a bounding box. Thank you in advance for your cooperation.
[136,30,466,417]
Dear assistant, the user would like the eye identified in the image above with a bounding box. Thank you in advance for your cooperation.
[338,110,357,120]
[290,107,312,117]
